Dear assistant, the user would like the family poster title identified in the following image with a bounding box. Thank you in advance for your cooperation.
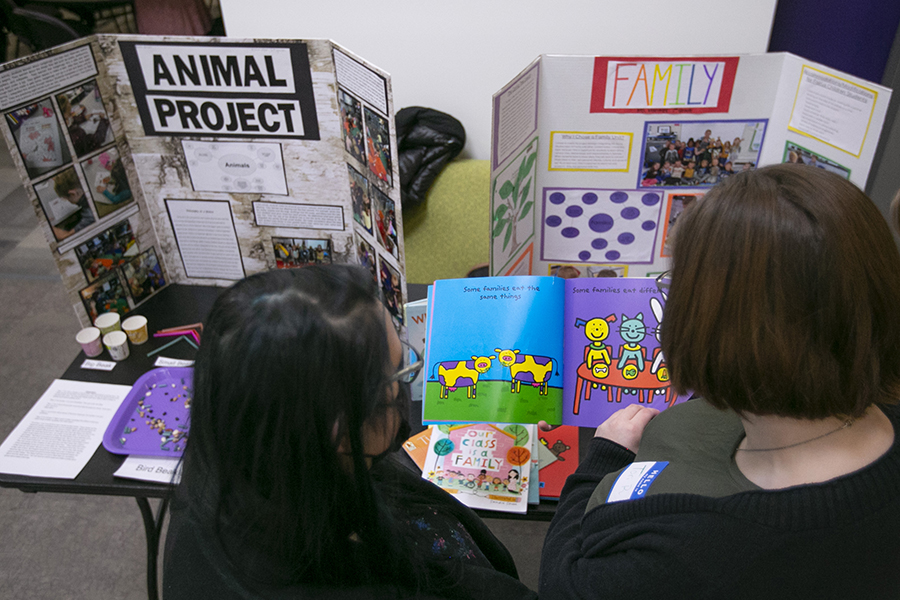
[590,57,739,114]
[119,41,320,139]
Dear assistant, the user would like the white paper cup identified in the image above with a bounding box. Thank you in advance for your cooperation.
[103,330,130,361]
[76,327,103,357]
[94,312,121,336]
[121,315,149,345]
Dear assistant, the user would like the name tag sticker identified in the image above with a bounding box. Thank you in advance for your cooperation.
[607,461,669,503]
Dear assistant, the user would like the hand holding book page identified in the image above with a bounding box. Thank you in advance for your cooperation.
[423,276,688,427]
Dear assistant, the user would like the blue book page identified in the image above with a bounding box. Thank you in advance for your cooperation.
[561,277,687,427]
[423,276,564,424]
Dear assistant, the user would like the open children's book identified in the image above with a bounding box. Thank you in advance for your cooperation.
[423,275,687,426]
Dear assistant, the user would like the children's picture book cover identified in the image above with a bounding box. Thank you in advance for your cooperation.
[422,423,534,514]
[402,426,432,472]
[423,275,686,427]
[405,298,428,403]
[537,425,579,499]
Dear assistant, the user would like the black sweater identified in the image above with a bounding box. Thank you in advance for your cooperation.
[163,454,536,600]
[540,405,900,599]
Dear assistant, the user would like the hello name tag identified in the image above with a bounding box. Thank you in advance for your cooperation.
[607,461,669,503]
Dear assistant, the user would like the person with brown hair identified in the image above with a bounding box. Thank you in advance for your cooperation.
[540,164,900,598]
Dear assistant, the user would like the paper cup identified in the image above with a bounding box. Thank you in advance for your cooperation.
[76,327,103,357]
[103,330,130,361]
[95,312,121,336]
[122,315,149,345]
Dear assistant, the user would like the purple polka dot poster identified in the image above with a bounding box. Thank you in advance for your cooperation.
[540,188,662,263]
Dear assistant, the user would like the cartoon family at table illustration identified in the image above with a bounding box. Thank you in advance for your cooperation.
[571,293,676,414]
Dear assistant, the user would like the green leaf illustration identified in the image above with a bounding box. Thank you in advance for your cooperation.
[499,180,514,199]
[520,178,532,204]
[493,204,509,220]
[516,154,530,184]
[520,200,534,220]
[523,152,537,176]
[493,217,508,238]
[434,438,455,456]
[503,424,530,446]
[503,222,513,251]
[432,437,455,472]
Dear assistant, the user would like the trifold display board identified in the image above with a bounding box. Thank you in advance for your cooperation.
[489,53,891,277]
[0,35,406,328]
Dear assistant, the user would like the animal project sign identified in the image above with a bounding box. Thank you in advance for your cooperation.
[119,41,320,139]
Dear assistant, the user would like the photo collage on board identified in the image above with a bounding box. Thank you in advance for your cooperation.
[75,220,166,320]
[6,83,136,245]
[333,49,403,325]
[1,65,160,320]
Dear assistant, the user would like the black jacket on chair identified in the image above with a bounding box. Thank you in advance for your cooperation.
[396,107,466,210]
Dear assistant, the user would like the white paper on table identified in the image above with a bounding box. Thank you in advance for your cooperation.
[0,379,130,479]
[114,455,182,484]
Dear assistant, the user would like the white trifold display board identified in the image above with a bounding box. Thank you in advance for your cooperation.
[489,52,891,278]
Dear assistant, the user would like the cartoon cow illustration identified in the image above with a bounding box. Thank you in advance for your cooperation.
[431,355,495,399]
[494,348,555,395]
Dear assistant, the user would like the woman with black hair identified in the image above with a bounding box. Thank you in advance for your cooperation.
[163,265,535,599]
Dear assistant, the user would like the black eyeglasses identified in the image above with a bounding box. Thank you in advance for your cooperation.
[391,340,423,384]
[655,270,671,297]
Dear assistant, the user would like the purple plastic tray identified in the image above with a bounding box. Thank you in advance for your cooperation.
[103,367,192,457]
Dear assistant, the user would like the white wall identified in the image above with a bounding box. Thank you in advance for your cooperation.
[220,0,778,160]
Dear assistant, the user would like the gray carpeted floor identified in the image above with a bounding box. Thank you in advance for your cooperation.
[0,148,546,598]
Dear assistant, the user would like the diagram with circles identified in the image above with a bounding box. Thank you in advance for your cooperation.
[541,188,663,264]
[182,140,288,195]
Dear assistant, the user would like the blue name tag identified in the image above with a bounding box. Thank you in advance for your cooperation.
[607,461,669,502]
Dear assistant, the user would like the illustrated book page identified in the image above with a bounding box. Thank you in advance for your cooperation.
[423,276,565,425]
[422,423,535,514]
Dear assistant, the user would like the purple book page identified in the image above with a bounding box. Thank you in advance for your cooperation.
[561,277,688,427]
